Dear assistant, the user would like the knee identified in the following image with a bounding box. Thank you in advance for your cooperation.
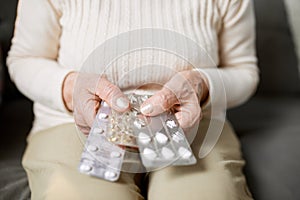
[31,168,143,200]
[148,167,250,200]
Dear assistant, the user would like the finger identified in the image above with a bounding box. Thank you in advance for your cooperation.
[76,124,91,135]
[164,72,196,101]
[175,103,201,129]
[74,94,100,129]
[95,77,129,112]
[74,114,91,135]
[140,87,178,116]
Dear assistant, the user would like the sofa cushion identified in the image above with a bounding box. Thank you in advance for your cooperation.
[228,95,300,200]
[0,160,30,200]
[0,99,32,200]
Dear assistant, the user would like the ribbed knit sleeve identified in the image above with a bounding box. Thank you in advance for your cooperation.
[198,0,259,111]
[6,0,260,132]
[7,0,72,113]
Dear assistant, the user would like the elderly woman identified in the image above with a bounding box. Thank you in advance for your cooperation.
[7,0,258,199]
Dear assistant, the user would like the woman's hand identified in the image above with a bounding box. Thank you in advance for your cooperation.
[140,70,209,129]
[63,72,130,134]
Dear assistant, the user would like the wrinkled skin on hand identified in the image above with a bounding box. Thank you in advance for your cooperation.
[63,72,130,134]
[140,70,209,130]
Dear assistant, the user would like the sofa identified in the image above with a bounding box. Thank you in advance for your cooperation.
[227,0,300,199]
[0,0,299,199]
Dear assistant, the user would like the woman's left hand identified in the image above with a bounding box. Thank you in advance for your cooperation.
[140,70,209,129]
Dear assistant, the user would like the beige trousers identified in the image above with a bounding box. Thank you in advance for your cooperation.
[22,118,253,200]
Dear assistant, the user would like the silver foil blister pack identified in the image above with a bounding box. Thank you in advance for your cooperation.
[78,102,125,182]
[128,94,197,169]
[79,93,197,181]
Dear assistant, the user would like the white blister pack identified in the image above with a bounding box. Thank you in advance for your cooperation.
[78,101,125,182]
[79,93,197,181]
[129,94,197,170]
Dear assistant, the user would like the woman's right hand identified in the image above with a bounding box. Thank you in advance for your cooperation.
[63,72,130,134]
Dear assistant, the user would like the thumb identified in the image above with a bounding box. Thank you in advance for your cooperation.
[140,87,178,116]
[96,77,129,112]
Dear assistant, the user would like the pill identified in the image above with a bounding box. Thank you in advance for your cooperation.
[140,95,149,102]
[134,118,147,129]
[155,132,168,144]
[178,147,192,159]
[166,119,177,128]
[143,148,157,160]
[111,126,121,133]
[87,145,98,152]
[110,151,122,158]
[80,164,92,172]
[131,107,140,116]
[130,95,138,104]
[138,132,151,144]
[98,113,108,119]
[102,102,109,107]
[122,135,134,144]
[93,128,104,134]
[104,171,117,179]
[109,135,120,142]
[172,131,184,143]
[161,147,175,159]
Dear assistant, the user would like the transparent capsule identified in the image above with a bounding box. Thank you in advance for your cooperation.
[111,125,121,133]
[109,134,121,142]
[134,118,147,129]
[140,95,149,102]
[130,107,140,116]
[129,95,138,104]
[122,134,134,144]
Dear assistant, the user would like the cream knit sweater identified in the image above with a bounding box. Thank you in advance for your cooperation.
[7,0,259,133]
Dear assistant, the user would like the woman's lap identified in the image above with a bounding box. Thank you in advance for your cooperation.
[22,119,252,200]
[148,119,253,200]
[22,124,143,200]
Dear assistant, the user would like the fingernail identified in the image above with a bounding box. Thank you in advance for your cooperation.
[116,97,129,109]
[141,104,153,114]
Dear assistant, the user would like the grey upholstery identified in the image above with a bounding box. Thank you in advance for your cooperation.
[0,99,32,200]
[228,96,300,200]
[254,0,300,93]
[227,0,300,199]
[0,0,31,199]
[0,0,300,199]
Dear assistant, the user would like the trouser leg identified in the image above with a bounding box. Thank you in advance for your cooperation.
[148,118,253,200]
[22,123,144,200]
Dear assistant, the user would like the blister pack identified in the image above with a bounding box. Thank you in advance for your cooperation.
[128,94,197,170]
[79,93,197,181]
[103,100,139,148]
[78,101,125,182]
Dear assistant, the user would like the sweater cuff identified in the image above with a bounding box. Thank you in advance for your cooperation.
[52,68,74,114]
